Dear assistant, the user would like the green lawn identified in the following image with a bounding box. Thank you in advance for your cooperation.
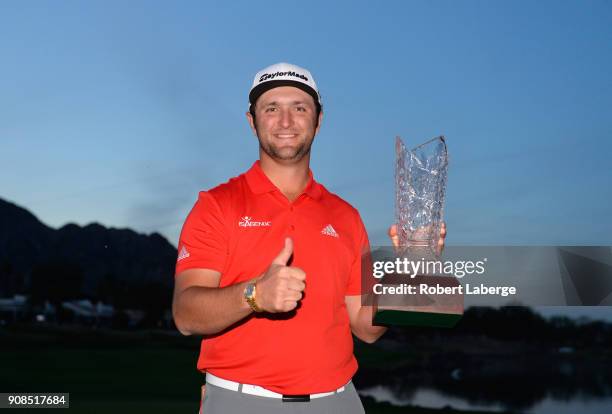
[0,326,504,413]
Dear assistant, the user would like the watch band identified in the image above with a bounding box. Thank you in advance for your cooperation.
[244,280,263,313]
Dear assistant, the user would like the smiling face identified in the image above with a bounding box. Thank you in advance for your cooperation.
[247,86,322,164]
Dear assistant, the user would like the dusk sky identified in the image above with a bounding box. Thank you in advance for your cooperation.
[1,1,611,317]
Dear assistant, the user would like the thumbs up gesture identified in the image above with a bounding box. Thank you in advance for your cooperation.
[255,238,306,313]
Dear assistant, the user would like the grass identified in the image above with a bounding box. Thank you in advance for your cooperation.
[0,325,507,413]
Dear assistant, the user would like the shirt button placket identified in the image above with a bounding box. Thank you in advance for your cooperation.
[289,205,295,232]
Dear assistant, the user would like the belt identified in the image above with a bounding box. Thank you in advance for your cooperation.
[205,373,348,402]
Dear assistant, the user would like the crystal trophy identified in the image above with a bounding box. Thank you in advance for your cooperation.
[395,136,448,255]
[373,136,463,327]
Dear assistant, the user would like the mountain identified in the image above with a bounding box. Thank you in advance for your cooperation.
[0,197,178,298]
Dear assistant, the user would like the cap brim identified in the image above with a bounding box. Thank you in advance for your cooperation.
[249,80,320,109]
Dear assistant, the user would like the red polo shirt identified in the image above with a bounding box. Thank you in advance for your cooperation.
[175,161,369,394]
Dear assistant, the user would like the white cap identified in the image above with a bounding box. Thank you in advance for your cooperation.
[248,62,321,109]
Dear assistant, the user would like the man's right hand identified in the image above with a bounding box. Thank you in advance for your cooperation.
[255,238,306,313]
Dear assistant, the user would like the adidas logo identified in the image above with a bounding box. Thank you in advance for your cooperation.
[177,246,190,261]
[321,224,339,238]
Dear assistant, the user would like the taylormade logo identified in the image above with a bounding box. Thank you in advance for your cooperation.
[259,71,308,83]
[239,216,272,227]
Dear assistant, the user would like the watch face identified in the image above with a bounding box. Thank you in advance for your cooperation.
[245,283,255,297]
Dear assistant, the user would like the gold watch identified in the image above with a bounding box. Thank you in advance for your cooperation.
[244,279,263,313]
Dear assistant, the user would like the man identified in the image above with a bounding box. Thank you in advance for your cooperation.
[172,62,445,413]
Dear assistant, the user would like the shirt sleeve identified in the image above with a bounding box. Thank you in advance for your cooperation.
[345,212,373,296]
[175,191,228,275]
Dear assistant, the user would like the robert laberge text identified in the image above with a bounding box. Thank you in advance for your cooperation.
[373,283,517,297]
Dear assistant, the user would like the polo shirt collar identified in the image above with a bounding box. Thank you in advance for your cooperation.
[245,161,322,200]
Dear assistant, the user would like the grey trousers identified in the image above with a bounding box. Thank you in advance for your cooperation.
[201,382,365,414]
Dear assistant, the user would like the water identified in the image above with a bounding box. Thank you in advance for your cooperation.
[359,385,612,414]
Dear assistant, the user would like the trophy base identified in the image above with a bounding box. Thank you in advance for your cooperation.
[374,308,462,328]
[371,274,464,328]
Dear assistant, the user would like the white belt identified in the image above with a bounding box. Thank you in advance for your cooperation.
[205,373,348,400]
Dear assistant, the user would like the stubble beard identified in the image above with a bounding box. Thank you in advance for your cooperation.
[256,128,314,162]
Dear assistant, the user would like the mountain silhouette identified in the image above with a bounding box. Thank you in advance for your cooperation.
[0,197,177,298]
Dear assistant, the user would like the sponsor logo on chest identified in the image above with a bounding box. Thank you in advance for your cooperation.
[321,224,339,238]
[239,216,272,227]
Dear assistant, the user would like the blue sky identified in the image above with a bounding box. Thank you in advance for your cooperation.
[1,1,611,249]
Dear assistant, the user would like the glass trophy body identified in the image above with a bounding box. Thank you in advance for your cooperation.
[373,136,463,327]
[396,136,448,255]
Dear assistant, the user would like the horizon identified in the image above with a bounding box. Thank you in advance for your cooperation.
[2,194,610,323]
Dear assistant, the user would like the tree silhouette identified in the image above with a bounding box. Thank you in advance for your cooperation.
[30,261,84,308]
[0,260,14,296]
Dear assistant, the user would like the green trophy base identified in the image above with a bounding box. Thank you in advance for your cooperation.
[372,274,464,328]
[374,308,462,328]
